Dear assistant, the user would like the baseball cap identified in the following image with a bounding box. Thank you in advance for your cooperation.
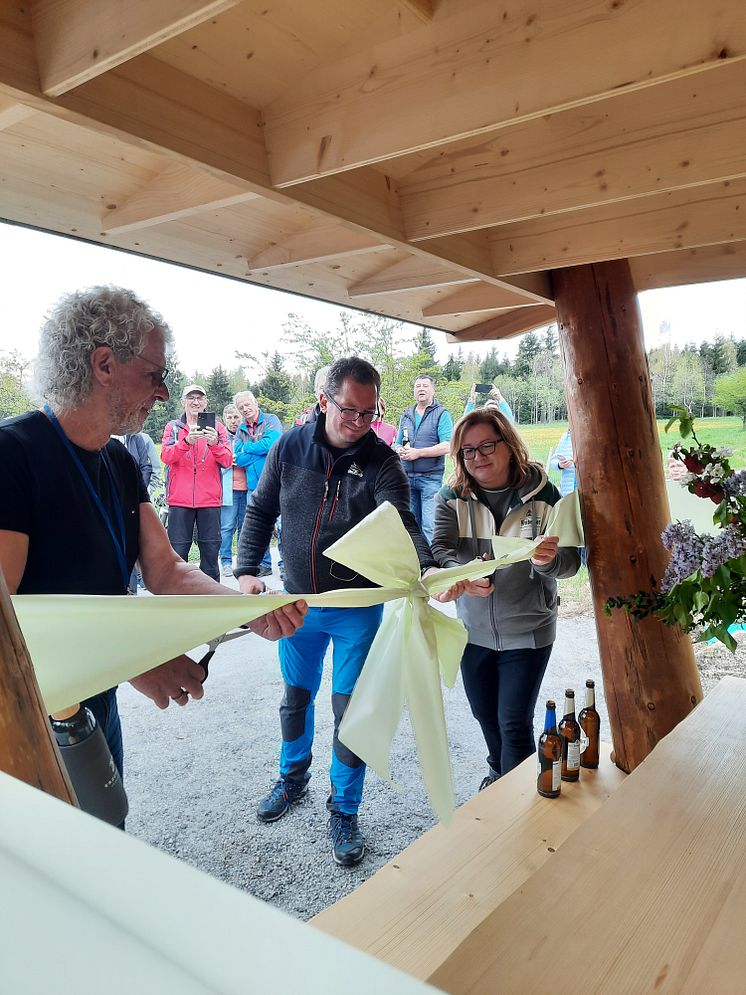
[182,383,207,397]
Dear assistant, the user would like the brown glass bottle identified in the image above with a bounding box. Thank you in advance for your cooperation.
[536,699,562,798]
[558,689,581,781]
[579,679,601,769]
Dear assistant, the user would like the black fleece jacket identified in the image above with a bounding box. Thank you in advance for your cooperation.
[235,415,436,594]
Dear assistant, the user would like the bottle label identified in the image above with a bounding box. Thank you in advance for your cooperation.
[552,760,561,791]
[580,732,589,754]
[567,741,581,770]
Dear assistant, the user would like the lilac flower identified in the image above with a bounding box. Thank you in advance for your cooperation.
[660,521,704,593]
[722,469,746,499]
[700,527,746,579]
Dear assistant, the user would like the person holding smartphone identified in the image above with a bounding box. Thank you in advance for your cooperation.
[464,383,515,422]
[161,383,232,580]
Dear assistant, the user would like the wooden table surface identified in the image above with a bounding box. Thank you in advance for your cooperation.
[313,743,626,980]
[430,676,746,994]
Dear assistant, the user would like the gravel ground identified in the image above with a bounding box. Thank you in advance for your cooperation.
[119,569,745,922]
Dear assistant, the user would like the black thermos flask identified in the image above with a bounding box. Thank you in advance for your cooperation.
[51,705,129,826]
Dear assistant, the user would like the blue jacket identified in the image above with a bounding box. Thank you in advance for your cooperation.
[233,410,282,491]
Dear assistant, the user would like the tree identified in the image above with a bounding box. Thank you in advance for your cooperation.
[143,355,187,438]
[206,365,232,414]
[711,336,738,376]
[0,350,32,419]
[713,368,746,427]
[442,350,464,381]
[736,338,746,366]
[478,346,502,384]
[513,331,542,378]
[669,352,705,414]
[411,328,440,379]
[543,324,559,357]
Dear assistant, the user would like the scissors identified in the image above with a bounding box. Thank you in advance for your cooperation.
[196,629,251,683]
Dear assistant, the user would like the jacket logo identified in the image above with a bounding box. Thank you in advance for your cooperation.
[347,462,364,478]
[519,513,535,538]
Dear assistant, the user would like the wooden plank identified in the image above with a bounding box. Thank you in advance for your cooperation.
[102,162,259,234]
[0,568,77,805]
[0,93,33,130]
[312,745,625,981]
[347,257,478,297]
[630,240,746,290]
[399,0,434,24]
[422,283,541,316]
[446,304,556,342]
[249,222,393,270]
[430,677,744,994]
[263,0,746,185]
[32,0,243,97]
[490,178,746,275]
[400,60,746,239]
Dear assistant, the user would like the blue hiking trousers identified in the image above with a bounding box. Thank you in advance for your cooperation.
[277,604,383,814]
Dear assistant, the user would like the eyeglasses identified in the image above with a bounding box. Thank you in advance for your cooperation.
[326,393,379,424]
[138,353,170,388]
[460,439,503,461]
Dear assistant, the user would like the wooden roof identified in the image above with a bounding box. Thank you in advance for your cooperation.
[1,0,745,343]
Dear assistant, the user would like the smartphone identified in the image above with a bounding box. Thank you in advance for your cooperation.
[197,411,216,431]
[474,383,493,394]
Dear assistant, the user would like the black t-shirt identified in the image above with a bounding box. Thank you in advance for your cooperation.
[0,411,149,595]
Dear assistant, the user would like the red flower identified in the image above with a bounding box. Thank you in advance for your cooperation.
[683,454,705,473]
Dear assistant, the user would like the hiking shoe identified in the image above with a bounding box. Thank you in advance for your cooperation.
[478,773,499,792]
[256,777,309,823]
[220,563,233,577]
[257,565,273,578]
[329,811,365,866]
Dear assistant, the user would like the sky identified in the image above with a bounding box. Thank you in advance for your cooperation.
[1,222,745,377]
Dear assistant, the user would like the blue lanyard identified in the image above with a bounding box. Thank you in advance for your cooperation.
[44,405,130,592]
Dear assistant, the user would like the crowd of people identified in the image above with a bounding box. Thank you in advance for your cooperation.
[1,285,581,870]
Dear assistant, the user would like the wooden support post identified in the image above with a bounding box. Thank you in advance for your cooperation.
[552,259,702,774]
[0,569,78,803]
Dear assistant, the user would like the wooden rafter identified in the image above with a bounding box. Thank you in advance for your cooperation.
[263,0,746,186]
[490,179,746,276]
[347,257,477,297]
[249,223,393,271]
[102,162,260,234]
[447,304,556,342]
[422,284,541,316]
[31,0,243,97]
[399,60,746,240]
[0,94,34,130]
[630,240,746,291]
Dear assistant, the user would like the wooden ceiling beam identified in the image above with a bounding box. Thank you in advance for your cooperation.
[347,257,477,298]
[422,284,542,317]
[263,0,746,186]
[102,162,259,234]
[399,0,434,24]
[630,241,746,291]
[248,223,393,271]
[447,305,557,343]
[0,98,33,131]
[400,61,746,240]
[0,6,545,307]
[490,179,746,276]
[31,0,243,97]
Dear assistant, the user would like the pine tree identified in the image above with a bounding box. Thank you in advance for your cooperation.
[442,351,464,381]
[412,328,440,378]
[206,365,233,414]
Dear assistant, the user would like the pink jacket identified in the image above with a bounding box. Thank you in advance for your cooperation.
[161,417,232,508]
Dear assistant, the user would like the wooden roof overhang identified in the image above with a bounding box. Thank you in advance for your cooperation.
[1,0,745,343]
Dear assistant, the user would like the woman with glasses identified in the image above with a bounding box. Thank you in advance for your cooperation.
[431,409,581,791]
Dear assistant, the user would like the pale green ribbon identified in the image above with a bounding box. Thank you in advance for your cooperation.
[11,494,581,822]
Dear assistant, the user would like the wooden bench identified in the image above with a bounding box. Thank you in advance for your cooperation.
[312,743,625,981]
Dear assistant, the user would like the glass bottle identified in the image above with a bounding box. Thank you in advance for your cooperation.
[536,699,562,798]
[558,689,581,782]
[579,679,601,769]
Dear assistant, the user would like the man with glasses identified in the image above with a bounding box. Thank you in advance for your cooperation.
[161,383,232,581]
[236,356,438,867]
[0,286,306,813]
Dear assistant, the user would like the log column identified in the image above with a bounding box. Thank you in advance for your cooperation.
[0,568,77,803]
[552,259,702,773]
